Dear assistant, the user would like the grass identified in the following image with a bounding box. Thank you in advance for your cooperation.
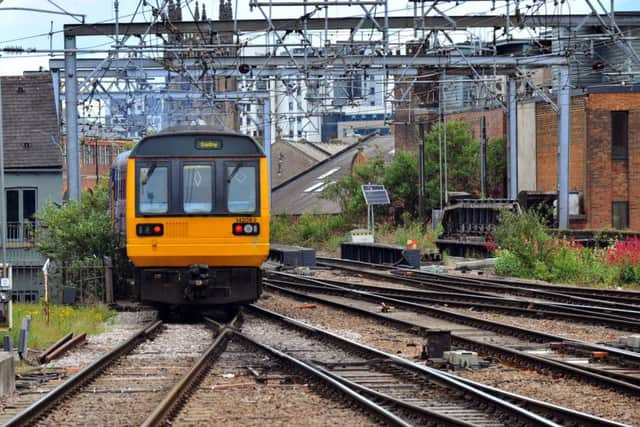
[0,303,116,350]
[376,221,438,251]
[271,213,438,255]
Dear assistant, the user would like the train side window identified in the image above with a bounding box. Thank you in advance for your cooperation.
[226,164,256,213]
[183,164,213,213]
[138,164,168,214]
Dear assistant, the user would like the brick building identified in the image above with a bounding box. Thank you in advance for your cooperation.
[531,88,640,230]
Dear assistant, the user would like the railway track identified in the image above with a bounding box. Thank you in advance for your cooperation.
[277,274,640,331]
[264,273,640,393]
[317,257,640,313]
[142,316,421,426]
[244,304,628,427]
[318,258,640,321]
[4,321,212,426]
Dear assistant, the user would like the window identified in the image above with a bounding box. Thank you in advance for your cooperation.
[138,164,168,214]
[612,202,629,229]
[183,164,213,213]
[6,188,36,241]
[612,111,628,160]
[226,164,256,213]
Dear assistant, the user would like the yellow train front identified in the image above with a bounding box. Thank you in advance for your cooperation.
[111,129,270,306]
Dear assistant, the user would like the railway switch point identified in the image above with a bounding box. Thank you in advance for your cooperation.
[0,352,15,396]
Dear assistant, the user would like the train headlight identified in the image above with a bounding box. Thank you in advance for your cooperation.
[232,223,259,235]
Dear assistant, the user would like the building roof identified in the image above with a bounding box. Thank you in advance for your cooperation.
[272,134,395,215]
[1,74,62,169]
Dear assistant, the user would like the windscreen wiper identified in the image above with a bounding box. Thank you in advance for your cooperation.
[227,162,243,183]
[141,162,157,185]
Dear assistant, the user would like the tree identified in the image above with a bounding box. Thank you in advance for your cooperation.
[36,182,119,265]
[424,121,480,209]
[487,136,507,198]
[383,150,419,221]
[322,154,385,221]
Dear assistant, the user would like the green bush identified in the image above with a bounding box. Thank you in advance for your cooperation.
[493,211,640,287]
[493,209,554,274]
[495,250,526,277]
[270,214,351,253]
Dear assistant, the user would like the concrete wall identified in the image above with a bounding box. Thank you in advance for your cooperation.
[535,96,587,195]
[5,170,61,298]
[5,170,62,210]
[517,102,537,192]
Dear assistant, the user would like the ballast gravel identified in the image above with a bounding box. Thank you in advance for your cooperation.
[257,291,640,426]
[45,310,159,369]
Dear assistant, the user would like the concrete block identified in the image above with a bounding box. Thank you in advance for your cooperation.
[624,335,640,349]
[350,229,374,243]
[0,352,15,395]
[444,350,479,368]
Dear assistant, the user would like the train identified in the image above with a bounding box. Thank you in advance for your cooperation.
[110,128,270,306]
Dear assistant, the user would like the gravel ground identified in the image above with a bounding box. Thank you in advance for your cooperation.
[259,293,425,360]
[45,310,159,369]
[172,339,379,427]
[241,312,510,426]
[457,368,640,426]
[298,270,631,344]
[310,270,415,290]
[257,291,640,426]
[36,323,212,427]
[0,310,158,424]
[439,306,628,343]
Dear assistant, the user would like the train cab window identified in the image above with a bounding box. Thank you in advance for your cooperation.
[183,164,213,213]
[226,164,257,213]
[138,164,168,214]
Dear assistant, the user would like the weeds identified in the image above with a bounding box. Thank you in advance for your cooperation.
[0,303,115,350]
[493,211,640,287]
[271,214,436,254]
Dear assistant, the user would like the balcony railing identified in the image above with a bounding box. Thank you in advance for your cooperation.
[6,221,36,245]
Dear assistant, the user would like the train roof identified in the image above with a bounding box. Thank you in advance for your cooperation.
[130,129,265,158]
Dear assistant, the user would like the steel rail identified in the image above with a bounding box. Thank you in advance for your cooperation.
[246,304,589,427]
[4,320,163,427]
[258,284,635,426]
[300,274,640,323]
[140,312,241,426]
[140,329,233,427]
[142,312,409,427]
[317,257,640,313]
[268,275,640,329]
[264,279,640,394]
[422,270,640,305]
[268,272,640,368]
[226,330,411,427]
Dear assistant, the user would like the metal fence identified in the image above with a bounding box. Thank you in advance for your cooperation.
[2,221,110,304]
[6,221,35,243]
